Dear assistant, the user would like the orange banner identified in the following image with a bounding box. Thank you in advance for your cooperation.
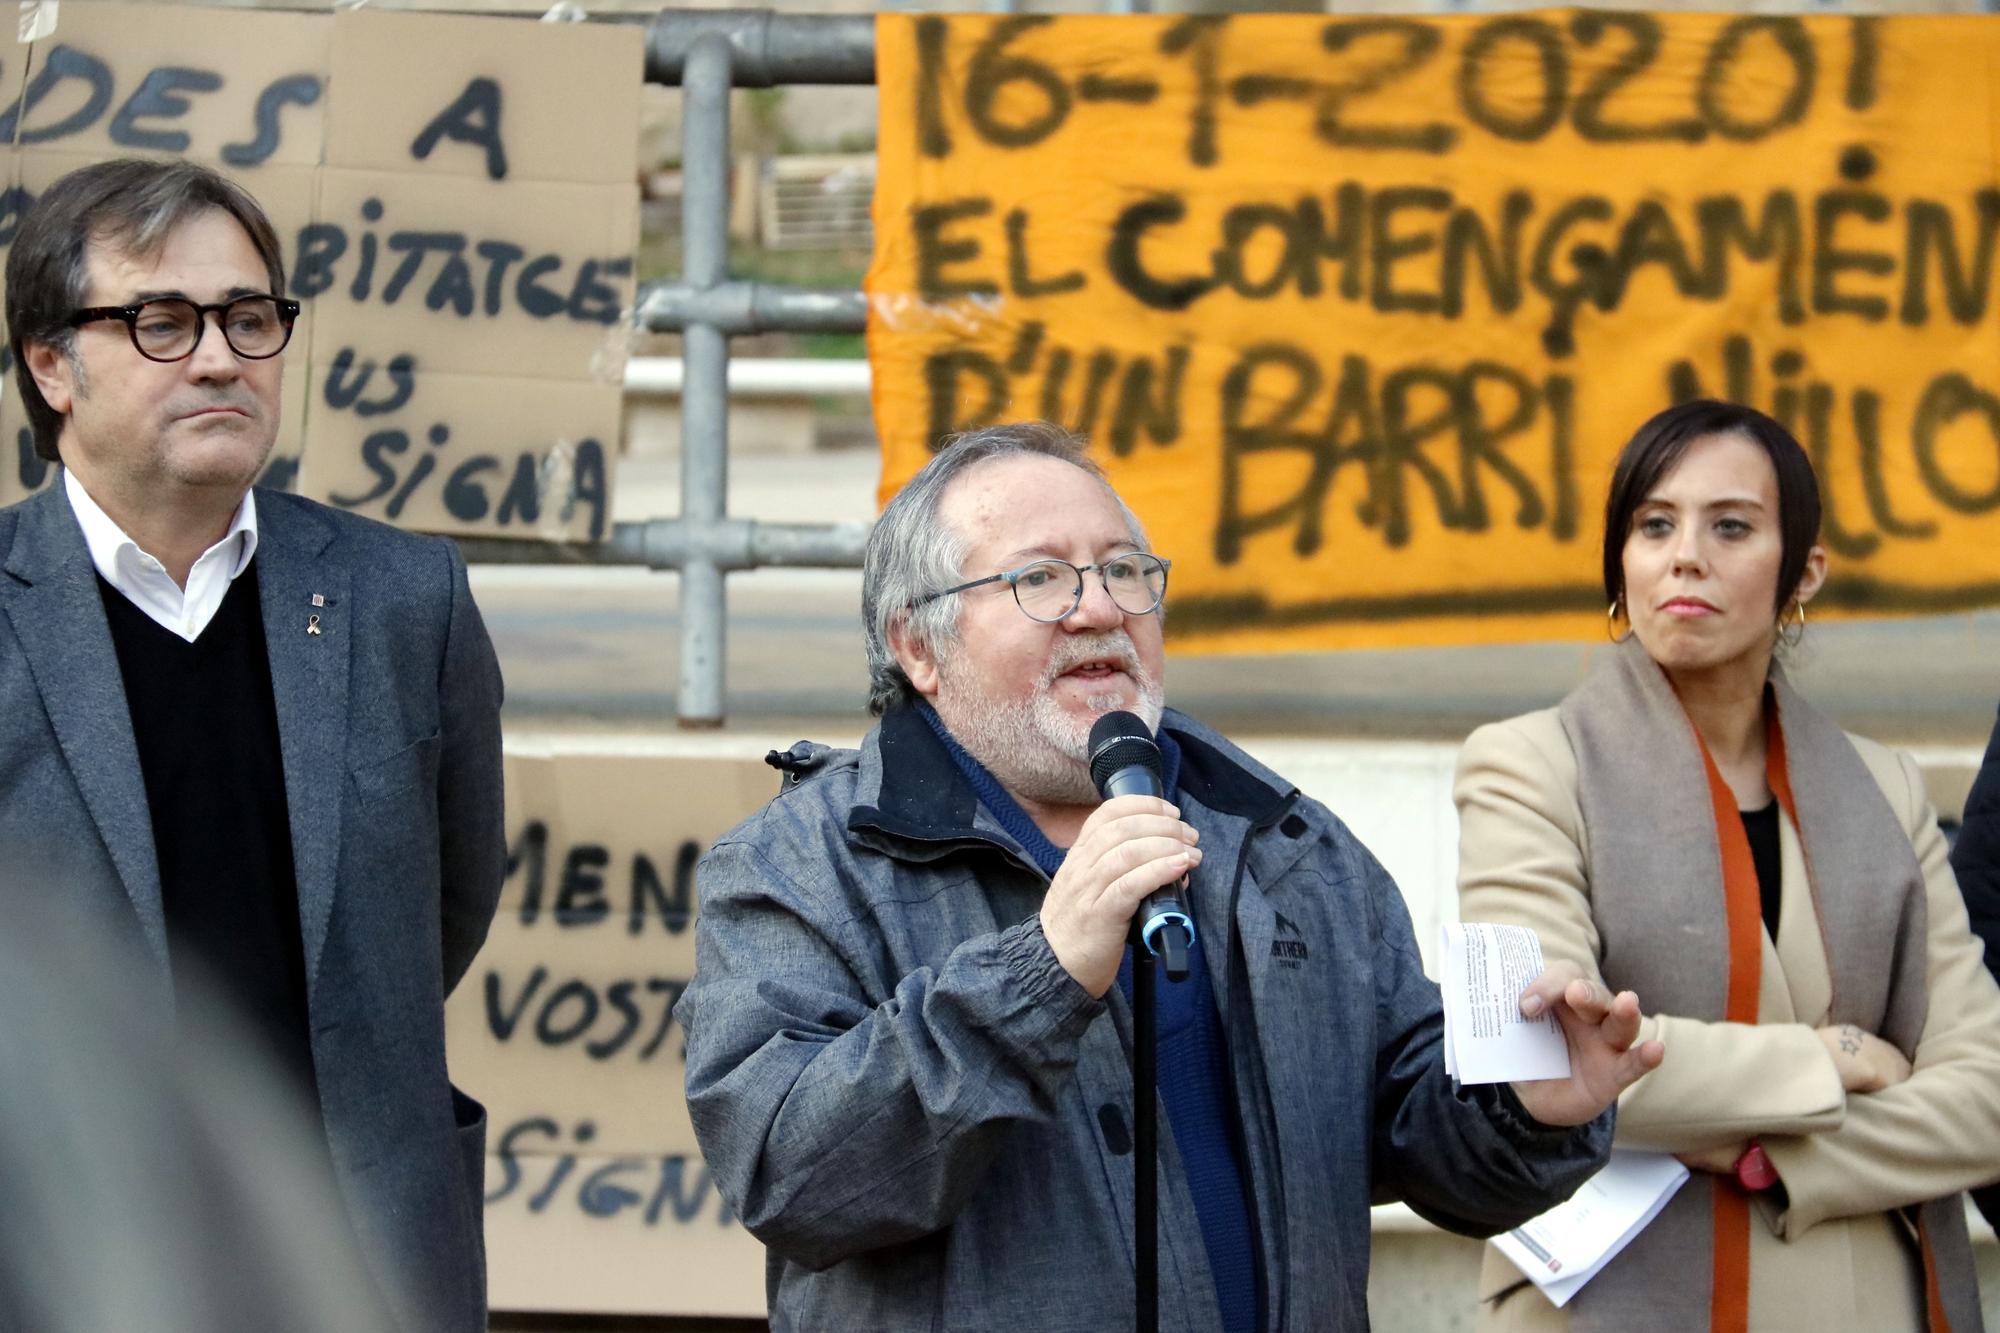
[869,13,2000,651]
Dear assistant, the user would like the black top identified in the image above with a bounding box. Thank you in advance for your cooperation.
[1741,801,1782,938]
[97,565,320,1106]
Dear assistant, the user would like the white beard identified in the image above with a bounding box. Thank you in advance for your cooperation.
[934,631,1165,807]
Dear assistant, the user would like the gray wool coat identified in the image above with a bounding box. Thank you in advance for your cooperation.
[0,480,505,1332]
[678,705,1612,1332]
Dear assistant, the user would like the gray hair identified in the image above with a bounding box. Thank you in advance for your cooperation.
[862,420,1148,716]
[6,159,288,462]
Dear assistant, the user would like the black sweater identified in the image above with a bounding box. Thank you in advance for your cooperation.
[98,566,319,1105]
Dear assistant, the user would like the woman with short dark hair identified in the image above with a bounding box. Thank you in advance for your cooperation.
[1454,399,2000,1330]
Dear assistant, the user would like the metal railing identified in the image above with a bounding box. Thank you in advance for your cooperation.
[622,355,870,399]
[456,11,878,728]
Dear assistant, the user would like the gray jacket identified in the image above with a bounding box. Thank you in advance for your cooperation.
[0,482,504,1332]
[679,706,1611,1331]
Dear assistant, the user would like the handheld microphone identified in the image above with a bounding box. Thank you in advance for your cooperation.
[1087,711,1193,983]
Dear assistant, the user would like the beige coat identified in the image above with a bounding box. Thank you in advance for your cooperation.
[1455,708,2000,1332]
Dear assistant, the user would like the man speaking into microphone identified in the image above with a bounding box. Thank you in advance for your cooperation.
[677,422,1662,1331]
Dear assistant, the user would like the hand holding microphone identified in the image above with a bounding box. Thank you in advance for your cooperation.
[1089,712,1196,983]
[1038,714,1201,997]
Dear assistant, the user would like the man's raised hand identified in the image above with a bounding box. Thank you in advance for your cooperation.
[1507,961,1665,1127]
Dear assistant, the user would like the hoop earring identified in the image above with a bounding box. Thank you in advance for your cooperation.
[1606,596,1631,643]
[1778,598,1807,648]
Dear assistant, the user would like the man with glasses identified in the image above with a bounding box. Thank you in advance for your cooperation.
[679,421,1659,1331]
[0,159,502,1332]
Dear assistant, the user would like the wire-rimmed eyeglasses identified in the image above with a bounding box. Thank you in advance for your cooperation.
[910,552,1171,623]
[67,294,301,363]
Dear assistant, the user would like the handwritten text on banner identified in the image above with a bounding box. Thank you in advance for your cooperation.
[868,13,2000,651]
[0,5,641,542]
[445,746,785,1316]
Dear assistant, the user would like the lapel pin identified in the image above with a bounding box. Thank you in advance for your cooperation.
[307,614,322,636]
[311,593,326,607]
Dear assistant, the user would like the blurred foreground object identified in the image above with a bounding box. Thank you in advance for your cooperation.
[0,897,391,1332]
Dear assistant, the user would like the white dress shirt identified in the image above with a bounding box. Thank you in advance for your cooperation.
[64,469,259,642]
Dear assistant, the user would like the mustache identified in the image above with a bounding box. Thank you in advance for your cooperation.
[1041,633,1142,684]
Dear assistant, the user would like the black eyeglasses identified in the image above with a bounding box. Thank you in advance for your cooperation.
[911,553,1171,623]
[67,295,301,362]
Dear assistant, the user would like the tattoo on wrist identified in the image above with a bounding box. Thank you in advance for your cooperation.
[1839,1024,1863,1056]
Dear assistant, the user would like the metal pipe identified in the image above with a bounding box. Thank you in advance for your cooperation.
[646,517,870,571]
[623,356,870,398]
[453,517,868,571]
[635,280,869,337]
[678,31,735,728]
[453,527,651,567]
[457,10,885,727]
[612,10,876,87]
[747,519,870,567]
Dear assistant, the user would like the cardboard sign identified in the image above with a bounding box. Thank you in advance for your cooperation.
[484,1146,763,1318]
[447,743,807,1315]
[869,13,2000,651]
[0,4,640,542]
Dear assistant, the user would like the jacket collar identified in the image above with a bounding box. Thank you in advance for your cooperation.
[1,484,171,968]
[1168,713,1295,827]
[2,476,89,586]
[846,703,989,849]
[250,490,349,990]
[846,704,1293,852]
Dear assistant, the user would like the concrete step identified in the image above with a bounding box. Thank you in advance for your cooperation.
[496,728,1982,988]
[478,450,2000,747]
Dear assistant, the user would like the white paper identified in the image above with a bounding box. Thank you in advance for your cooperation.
[1491,1150,1690,1306]
[1439,922,1570,1084]
[16,1,55,43]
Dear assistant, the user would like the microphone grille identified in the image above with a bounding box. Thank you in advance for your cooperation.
[1088,711,1161,795]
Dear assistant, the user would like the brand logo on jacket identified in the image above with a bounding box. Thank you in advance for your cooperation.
[1270,912,1308,967]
